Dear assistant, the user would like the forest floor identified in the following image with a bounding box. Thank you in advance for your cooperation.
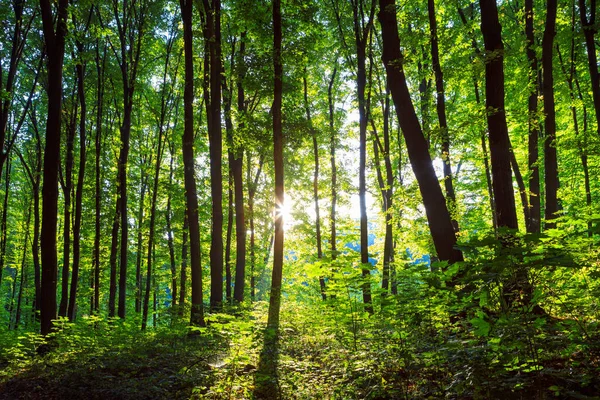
[1,300,600,399]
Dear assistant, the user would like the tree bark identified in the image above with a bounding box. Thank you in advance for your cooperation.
[59,99,76,318]
[180,0,205,326]
[478,0,518,231]
[379,0,463,264]
[92,41,106,314]
[303,72,326,300]
[202,0,224,311]
[351,0,376,314]
[525,0,540,233]
[578,0,600,138]
[267,0,284,331]
[39,0,69,336]
[328,66,338,263]
[68,41,88,321]
[543,0,559,227]
[428,0,458,232]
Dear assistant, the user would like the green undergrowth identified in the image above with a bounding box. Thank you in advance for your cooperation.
[1,291,600,399]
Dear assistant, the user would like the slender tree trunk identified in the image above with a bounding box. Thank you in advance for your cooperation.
[68,49,87,321]
[267,0,284,331]
[525,0,540,233]
[142,131,164,331]
[328,67,338,263]
[0,158,11,288]
[180,0,205,326]
[14,201,32,330]
[351,0,376,314]
[166,152,177,308]
[93,42,105,314]
[135,170,148,313]
[303,73,326,300]
[59,104,76,318]
[225,168,233,301]
[510,149,531,227]
[428,0,458,232]
[39,0,68,336]
[108,198,120,317]
[247,155,263,301]
[578,0,600,137]
[0,2,28,179]
[543,0,559,227]
[379,0,463,265]
[179,212,188,314]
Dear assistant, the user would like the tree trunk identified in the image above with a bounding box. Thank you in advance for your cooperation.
[328,67,338,263]
[39,0,68,336]
[225,167,233,301]
[166,151,177,308]
[428,0,458,232]
[14,201,32,330]
[180,0,205,326]
[379,0,463,265]
[0,158,11,288]
[68,47,88,321]
[179,212,188,315]
[233,34,247,303]
[543,0,559,227]
[478,0,518,231]
[135,170,148,313]
[267,0,284,331]
[59,102,76,318]
[525,0,540,233]
[202,0,224,311]
[303,73,326,300]
[247,154,263,301]
[351,0,376,314]
[92,41,106,314]
[578,0,600,138]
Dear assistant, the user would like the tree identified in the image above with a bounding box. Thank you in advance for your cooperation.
[543,0,559,227]
[378,0,462,265]
[39,0,69,335]
[180,0,205,326]
[201,0,224,311]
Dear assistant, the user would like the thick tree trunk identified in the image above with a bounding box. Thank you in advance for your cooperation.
[543,0,559,227]
[478,0,519,231]
[202,0,224,310]
[39,0,68,336]
[180,0,205,326]
[379,0,463,265]
[232,35,247,303]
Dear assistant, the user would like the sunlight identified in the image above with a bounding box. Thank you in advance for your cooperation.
[274,194,294,231]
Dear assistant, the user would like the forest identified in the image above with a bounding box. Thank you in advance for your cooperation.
[0,0,599,398]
